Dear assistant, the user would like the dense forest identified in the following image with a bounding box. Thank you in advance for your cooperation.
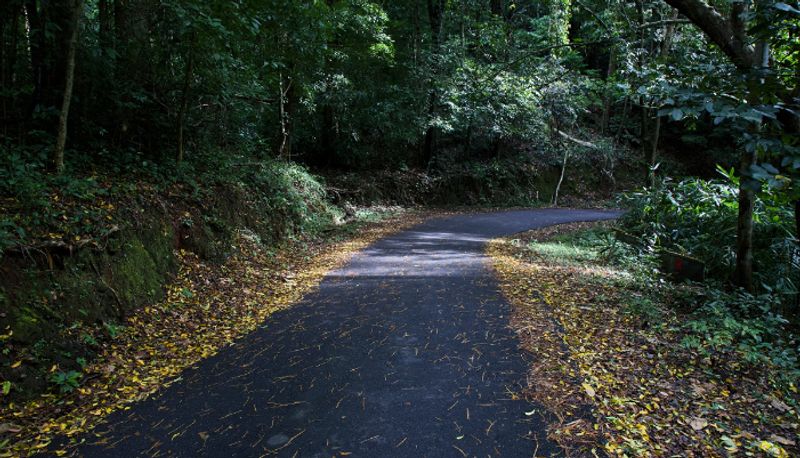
[1,0,798,282]
[1,0,799,456]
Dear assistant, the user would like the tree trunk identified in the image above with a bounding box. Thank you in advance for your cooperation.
[176,39,194,165]
[111,0,129,143]
[0,6,5,90]
[600,50,616,135]
[114,0,127,52]
[614,96,629,144]
[1,6,6,138]
[52,0,82,174]
[548,0,571,48]
[278,72,295,159]
[644,16,677,186]
[421,0,444,166]
[647,114,661,187]
[9,7,19,140]
[1,3,21,138]
[634,0,648,184]
[24,0,45,120]
[733,147,757,291]
[553,147,568,207]
[661,10,680,56]
[640,101,650,184]
[733,43,770,292]
[795,200,800,244]
[490,0,503,17]
[660,0,784,291]
[98,0,112,60]
[10,7,18,85]
[663,0,755,68]
[412,1,420,68]
[463,119,473,158]
[319,0,339,166]
[320,104,336,165]
[421,90,437,166]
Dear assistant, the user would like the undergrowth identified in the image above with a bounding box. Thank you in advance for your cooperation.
[0,147,343,255]
[552,224,800,394]
[617,171,798,296]
[491,220,800,456]
[0,147,348,404]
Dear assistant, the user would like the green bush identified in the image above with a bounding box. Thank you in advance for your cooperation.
[681,289,799,389]
[618,173,796,293]
[615,175,800,390]
[49,370,82,393]
[431,156,548,206]
[225,158,343,238]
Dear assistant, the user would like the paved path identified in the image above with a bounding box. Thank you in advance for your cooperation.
[73,209,618,457]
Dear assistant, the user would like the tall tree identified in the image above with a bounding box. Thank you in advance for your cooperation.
[421,0,445,166]
[176,34,195,165]
[661,0,796,290]
[52,0,83,174]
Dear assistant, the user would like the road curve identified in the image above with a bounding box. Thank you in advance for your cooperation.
[70,208,619,457]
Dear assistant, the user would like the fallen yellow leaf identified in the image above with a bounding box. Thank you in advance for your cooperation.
[582,383,596,398]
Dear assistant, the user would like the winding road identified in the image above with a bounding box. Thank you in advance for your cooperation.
[73,209,618,457]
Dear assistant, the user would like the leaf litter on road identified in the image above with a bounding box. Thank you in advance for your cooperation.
[0,210,431,457]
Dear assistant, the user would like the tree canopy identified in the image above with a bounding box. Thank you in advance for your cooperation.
[0,0,798,287]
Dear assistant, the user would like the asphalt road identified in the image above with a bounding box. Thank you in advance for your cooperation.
[70,208,618,457]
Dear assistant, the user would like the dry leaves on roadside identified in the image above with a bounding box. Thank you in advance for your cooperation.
[487,223,800,457]
[0,211,430,457]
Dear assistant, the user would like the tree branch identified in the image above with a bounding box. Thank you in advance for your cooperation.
[556,129,599,149]
[573,0,613,33]
[662,0,755,68]
[637,19,691,29]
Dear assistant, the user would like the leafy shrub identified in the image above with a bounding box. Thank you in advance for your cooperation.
[236,158,342,237]
[432,156,545,206]
[618,172,796,293]
[103,322,124,339]
[615,176,799,389]
[681,289,799,388]
[49,370,82,393]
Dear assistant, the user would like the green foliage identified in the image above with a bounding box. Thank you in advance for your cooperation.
[558,224,800,393]
[0,146,116,257]
[251,159,343,235]
[103,322,123,339]
[609,176,799,389]
[618,175,796,292]
[681,289,799,388]
[188,152,343,237]
[432,156,550,206]
[522,225,612,265]
[49,370,82,393]
[536,222,795,365]
[0,0,635,172]
[81,334,98,346]
[1,143,342,256]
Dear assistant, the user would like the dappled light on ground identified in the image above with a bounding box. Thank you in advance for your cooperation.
[0,212,430,456]
[61,209,614,457]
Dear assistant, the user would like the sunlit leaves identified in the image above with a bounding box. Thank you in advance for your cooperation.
[774,2,800,13]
